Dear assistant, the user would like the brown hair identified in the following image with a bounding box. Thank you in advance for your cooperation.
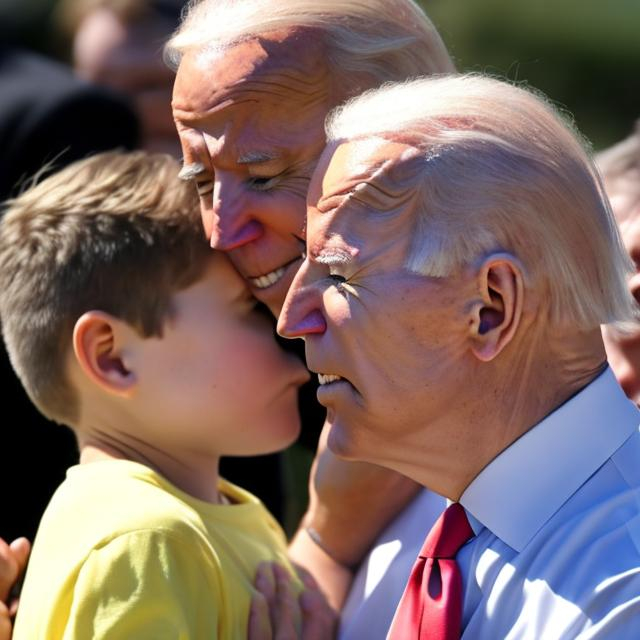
[0,150,209,424]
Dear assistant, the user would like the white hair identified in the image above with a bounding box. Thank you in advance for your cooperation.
[596,123,640,224]
[165,0,454,91]
[326,74,636,330]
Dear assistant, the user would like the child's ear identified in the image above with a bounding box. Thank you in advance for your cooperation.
[468,253,524,362]
[72,311,137,395]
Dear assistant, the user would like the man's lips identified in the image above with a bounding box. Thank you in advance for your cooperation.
[316,372,357,391]
[315,371,358,408]
[248,256,302,290]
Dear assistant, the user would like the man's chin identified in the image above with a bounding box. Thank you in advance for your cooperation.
[326,415,362,461]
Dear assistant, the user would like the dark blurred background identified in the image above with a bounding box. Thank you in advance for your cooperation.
[422,0,640,149]
[2,0,637,149]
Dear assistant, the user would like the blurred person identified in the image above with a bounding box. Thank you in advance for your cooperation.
[57,0,185,156]
[598,124,640,404]
[278,74,640,638]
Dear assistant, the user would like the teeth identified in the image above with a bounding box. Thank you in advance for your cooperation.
[318,373,342,385]
[250,267,286,289]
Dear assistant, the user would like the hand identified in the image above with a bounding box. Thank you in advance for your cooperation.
[0,537,31,640]
[304,418,422,568]
[247,563,336,639]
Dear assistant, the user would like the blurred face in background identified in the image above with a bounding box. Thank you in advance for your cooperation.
[73,5,181,156]
[603,207,640,404]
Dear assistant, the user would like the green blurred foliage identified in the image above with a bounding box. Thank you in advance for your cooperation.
[421,0,640,150]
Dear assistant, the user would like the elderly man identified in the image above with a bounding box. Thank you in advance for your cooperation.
[278,74,640,637]
[167,0,453,631]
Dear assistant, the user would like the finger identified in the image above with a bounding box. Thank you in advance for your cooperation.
[254,563,277,631]
[8,595,20,618]
[247,592,272,640]
[272,564,299,640]
[0,540,18,603]
[292,563,320,592]
[9,539,30,575]
[0,601,11,640]
[300,589,337,640]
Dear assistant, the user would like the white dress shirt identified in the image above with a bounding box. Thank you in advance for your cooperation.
[339,488,445,639]
[341,368,640,639]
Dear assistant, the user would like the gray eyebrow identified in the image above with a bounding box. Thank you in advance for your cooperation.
[177,162,206,181]
[237,151,279,165]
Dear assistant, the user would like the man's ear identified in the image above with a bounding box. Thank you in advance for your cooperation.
[468,254,524,362]
[72,311,137,396]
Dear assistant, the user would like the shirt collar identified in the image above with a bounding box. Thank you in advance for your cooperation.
[459,367,639,552]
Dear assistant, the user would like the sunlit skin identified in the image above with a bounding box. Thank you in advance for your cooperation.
[170,28,428,603]
[603,211,640,404]
[72,253,309,504]
[278,138,608,499]
[172,30,340,316]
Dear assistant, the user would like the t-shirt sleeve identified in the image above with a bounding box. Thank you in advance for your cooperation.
[61,529,221,639]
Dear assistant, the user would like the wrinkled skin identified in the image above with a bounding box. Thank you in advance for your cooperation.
[277,139,469,465]
[172,31,334,316]
[278,137,609,499]
[278,139,484,491]
[172,30,423,614]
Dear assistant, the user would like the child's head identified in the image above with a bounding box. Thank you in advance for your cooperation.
[0,151,308,457]
[598,123,640,403]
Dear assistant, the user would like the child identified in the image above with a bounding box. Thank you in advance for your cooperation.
[0,150,310,638]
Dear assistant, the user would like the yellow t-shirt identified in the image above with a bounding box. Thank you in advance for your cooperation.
[13,459,301,639]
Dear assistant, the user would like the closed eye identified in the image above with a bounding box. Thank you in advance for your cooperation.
[247,175,280,192]
[328,271,361,299]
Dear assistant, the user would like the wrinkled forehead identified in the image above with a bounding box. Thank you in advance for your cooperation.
[172,28,332,118]
[310,138,425,203]
[307,137,425,248]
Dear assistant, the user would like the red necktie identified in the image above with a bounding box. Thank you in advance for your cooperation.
[388,502,474,640]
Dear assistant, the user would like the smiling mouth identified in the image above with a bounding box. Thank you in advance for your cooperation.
[318,373,343,385]
[248,256,302,290]
[249,266,287,289]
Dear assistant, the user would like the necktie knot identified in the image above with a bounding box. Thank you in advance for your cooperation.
[419,502,473,559]
[388,502,474,639]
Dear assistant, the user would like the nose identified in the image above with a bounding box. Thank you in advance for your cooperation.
[202,170,263,251]
[277,259,327,338]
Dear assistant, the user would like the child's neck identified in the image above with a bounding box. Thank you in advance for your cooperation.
[79,439,224,505]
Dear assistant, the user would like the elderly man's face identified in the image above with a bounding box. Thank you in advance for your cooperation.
[172,32,334,315]
[603,211,640,404]
[278,139,471,463]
